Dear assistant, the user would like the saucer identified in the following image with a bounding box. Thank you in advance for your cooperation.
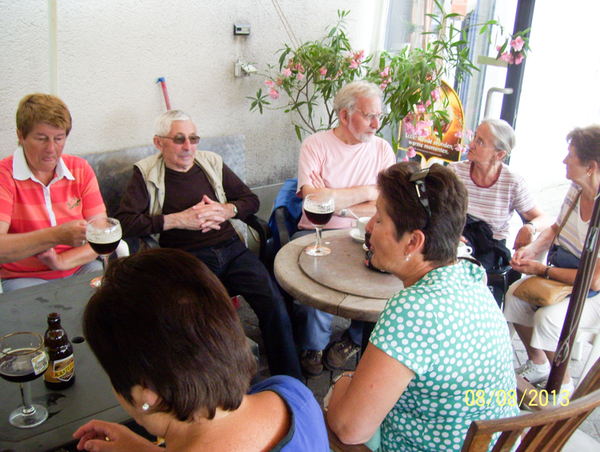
[349,228,365,243]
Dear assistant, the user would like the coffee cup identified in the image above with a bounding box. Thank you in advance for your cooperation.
[457,242,473,257]
[352,217,371,239]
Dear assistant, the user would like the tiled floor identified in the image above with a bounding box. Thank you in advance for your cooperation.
[240,179,600,447]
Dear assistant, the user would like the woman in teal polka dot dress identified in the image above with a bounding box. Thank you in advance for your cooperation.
[327,162,519,451]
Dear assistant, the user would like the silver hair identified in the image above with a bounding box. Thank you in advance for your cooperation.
[333,80,382,117]
[481,118,516,161]
[154,110,193,136]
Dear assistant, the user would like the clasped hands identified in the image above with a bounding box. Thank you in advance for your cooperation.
[173,195,234,233]
[510,246,546,277]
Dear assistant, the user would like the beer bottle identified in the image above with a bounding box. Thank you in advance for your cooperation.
[43,312,76,389]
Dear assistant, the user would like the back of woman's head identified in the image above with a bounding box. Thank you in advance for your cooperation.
[83,248,257,421]
[567,125,600,165]
[481,118,516,160]
[16,93,72,139]
[377,162,468,263]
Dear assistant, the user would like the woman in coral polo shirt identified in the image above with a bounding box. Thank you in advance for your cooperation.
[0,93,106,292]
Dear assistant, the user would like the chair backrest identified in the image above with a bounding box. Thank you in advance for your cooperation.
[462,356,600,452]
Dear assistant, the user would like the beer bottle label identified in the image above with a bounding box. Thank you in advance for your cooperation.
[44,354,75,383]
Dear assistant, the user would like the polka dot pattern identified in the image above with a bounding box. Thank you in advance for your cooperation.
[370,260,520,451]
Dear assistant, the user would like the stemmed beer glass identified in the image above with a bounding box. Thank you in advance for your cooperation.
[303,193,335,256]
[0,332,49,428]
[86,217,122,272]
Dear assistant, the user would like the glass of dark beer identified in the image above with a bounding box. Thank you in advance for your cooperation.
[86,217,123,272]
[303,193,335,256]
[0,332,49,428]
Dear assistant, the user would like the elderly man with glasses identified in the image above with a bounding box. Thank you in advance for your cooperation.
[294,80,396,378]
[115,109,301,380]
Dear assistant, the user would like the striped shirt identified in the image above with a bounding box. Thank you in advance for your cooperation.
[448,161,537,240]
[0,149,105,280]
[556,183,587,258]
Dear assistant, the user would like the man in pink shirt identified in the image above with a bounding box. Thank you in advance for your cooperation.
[295,80,395,377]
[0,94,106,292]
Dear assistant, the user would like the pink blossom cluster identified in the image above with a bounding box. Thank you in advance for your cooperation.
[402,146,418,162]
[497,36,526,65]
[403,113,433,137]
[348,50,365,69]
[378,66,392,90]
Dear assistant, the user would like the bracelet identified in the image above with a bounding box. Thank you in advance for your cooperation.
[340,209,347,218]
[525,222,537,234]
[544,265,553,279]
[332,372,354,385]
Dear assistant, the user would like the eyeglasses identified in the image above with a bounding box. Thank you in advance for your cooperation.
[156,134,201,145]
[355,109,386,122]
[409,168,432,226]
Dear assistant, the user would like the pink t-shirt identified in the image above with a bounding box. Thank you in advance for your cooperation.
[297,129,395,229]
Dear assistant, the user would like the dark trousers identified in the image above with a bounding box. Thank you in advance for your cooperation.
[190,237,302,380]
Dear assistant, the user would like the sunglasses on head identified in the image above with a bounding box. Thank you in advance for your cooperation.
[157,134,201,145]
[409,168,432,226]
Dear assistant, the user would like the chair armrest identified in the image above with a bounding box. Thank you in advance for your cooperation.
[274,206,291,246]
[244,214,271,264]
[140,235,161,250]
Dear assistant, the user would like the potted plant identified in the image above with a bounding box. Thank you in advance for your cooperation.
[248,1,529,153]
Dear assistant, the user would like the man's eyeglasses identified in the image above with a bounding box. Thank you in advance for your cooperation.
[409,168,432,226]
[156,134,201,145]
[355,109,386,122]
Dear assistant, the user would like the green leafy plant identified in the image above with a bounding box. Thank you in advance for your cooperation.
[249,2,529,151]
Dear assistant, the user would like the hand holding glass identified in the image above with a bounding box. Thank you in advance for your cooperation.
[86,218,122,272]
[0,332,49,428]
[303,193,335,256]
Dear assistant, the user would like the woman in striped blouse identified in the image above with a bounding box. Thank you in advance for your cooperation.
[504,125,600,399]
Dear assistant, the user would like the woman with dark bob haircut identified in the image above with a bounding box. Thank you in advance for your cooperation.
[73,248,328,452]
[326,163,519,451]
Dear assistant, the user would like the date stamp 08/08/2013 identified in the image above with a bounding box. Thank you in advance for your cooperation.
[465,389,570,408]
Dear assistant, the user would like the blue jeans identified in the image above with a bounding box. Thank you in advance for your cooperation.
[190,237,302,380]
[291,229,363,350]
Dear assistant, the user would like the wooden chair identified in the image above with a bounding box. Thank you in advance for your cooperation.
[325,357,600,452]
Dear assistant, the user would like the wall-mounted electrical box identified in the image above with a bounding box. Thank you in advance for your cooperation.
[234,24,250,36]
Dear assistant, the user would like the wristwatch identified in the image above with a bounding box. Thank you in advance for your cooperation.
[544,264,553,279]
[231,204,238,218]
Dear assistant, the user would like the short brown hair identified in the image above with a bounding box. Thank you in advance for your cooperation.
[567,125,600,166]
[83,248,257,421]
[377,162,468,264]
[16,93,72,139]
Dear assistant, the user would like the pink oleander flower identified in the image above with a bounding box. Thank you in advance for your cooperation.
[295,63,304,72]
[407,146,417,158]
[514,52,525,65]
[281,68,292,77]
[455,130,463,138]
[297,72,305,80]
[349,60,359,69]
[496,45,503,52]
[431,87,441,102]
[265,80,275,88]
[380,66,391,78]
[268,88,279,99]
[319,67,327,76]
[353,50,365,62]
[425,100,432,107]
[511,36,525,52]
[380,83,388,90]
[402,155,409,162]
[455,144,466,153]
[466,129,474,140]
[416,103,427,114]
[499,52,513,63]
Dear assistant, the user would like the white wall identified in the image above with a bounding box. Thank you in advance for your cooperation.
[0,0,380,186]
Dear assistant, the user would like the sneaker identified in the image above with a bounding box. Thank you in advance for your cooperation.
[300,350,323,378]
[536,379,575,406]
[516,359,550,384]
[324,333,361,371]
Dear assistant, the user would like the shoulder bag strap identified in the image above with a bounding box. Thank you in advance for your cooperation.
[547,189,582,264]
